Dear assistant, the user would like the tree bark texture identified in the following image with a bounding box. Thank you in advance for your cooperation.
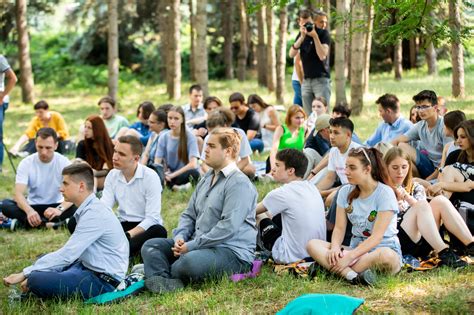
[189,0,197,81]
[266,5,276,92]
[222,0,234,80]
[394,39,403,80]
[363,1,373,94]
[425,41,437,75]
[15,0,34,103]
[334,0,347,105]
[256,7,267,87]
[107,0,119,101]
[195,0,208,96]
[237,0,248,81]
[167,0,181,100]
[157,1,169,81]
[349,0,365,115]
[276,7,287,104]
[449,0,464,97]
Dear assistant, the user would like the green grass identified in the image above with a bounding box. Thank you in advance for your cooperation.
[1,68,473,313]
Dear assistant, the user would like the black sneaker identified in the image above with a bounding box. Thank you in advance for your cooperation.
[438,248,468,268]
[465,243,474,257]
[350,269,377,286]
[145,275,184,294]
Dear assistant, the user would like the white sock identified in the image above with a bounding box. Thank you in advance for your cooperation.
[345,270,358,281]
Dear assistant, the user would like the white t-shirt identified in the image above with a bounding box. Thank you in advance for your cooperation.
[327,141,361,184]
[263,180,326,264]
[16,152,71,204]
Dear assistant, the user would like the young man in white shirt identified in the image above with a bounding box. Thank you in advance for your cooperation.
[256,149,326,264]
[3,163,129,299]
[101,135,166,257]
[183,84,205,128]
[2,128,75,229]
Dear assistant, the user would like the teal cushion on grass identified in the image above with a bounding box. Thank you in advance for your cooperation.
[277,294,364,315]
[84,280,145,305]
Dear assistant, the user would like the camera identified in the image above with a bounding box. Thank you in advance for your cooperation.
[304,22,314,32]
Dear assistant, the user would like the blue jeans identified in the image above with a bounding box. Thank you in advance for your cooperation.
[0,101,8,166]
[249,138,264,153]
[141,238,251,284]
[302,77,331,115]
[292,80,303,106]
[415,149,435,179]
[27,262,116,300]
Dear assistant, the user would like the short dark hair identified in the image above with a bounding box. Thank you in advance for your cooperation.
[152,109,168,125]
[62,163,94,191]
[203,96,223,110]
[330,117,354,134]
[413,90,438,106]
[376,93,399,112]
[158,103,174,113]
[137,101,155,120]
[444,110,466,131]
[298,9,313,19]
[276,149,308,178]
[33,100,49,110]
[98,96,116,108]
[229,92,245,104]
[207,108,236,129]
[189,84,202,94]
[36,127,58,143]
[117,135,143,156]
[333,103,352,118]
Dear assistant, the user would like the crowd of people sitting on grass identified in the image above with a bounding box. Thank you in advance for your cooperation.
[0,86,473,302]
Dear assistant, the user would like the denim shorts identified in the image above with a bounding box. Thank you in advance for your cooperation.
[350,236,403,266]
[415,149,435,179]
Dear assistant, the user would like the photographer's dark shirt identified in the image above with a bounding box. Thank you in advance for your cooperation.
[295,28,331,79]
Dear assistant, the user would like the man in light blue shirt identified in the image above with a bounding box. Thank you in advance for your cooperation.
[3,163,129,300]
[142,128,257,294]
[365,94,412,147]
[183,84,206,127]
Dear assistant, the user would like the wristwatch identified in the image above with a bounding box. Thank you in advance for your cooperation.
[57,205,65,212]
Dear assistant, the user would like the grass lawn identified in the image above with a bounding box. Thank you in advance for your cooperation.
[0,67,473,313]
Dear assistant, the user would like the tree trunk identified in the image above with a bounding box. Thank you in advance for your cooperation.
[157,1,169,81]
[394,39,403,80]
[276,7,287,104]
[195,0,208,96]
[15,0,34,103]
[266,6,276,92]
[334,0,347,105]
[107,0,119,100]
[189,0,197,81]
[167,0,181,100]
[449,0,464,98]
[237,0,248,81]
[409,37,417,69]
[363,2,373,94]
[222,0,234,80]
[256,7,267,86]
[323,0,330,31]
[350,0,365,115]
[425,41,437,75]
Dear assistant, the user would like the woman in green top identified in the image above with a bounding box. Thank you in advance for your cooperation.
[267,105,307,173]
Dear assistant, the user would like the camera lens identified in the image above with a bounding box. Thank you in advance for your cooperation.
[305,22,313,32]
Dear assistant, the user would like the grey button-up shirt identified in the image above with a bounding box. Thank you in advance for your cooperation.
[23,194,129,280]
[173,163,257,264]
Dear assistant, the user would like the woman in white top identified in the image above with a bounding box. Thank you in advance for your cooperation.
[248,94,279,152]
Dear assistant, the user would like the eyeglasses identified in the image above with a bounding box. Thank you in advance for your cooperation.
[350,147,371,166]
[415,105,433,111]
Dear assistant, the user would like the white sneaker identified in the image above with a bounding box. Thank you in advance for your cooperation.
[131,263,145,275]
[172,182,192,192]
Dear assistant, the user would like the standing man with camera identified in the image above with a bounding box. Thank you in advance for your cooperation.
[289,9,331,116]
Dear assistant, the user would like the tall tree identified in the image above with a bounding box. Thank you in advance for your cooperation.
[394,38,403,80]
[363,2,373,94]
[334,0,347,104]
[222,0,234,79]
[167,0,181,100]
[449,0,464,98]
[237,0,248,81]
[107,0,119,100]
[256,7,267,86]
[15,0,34,103]
[276,7,287,104]
[425,41,437,75]
[189,0,197,81]
[265,5,276,92]
[195,0,208,95]
[349,0,365,115]
[157,1,169,81]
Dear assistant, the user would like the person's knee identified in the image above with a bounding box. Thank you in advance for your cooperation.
[306,239,325,254]
[376,248,400,272]
[141,239,159,260]
[171,255,196,281]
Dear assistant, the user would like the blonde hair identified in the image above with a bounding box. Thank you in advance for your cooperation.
[384,147,414,193]
[209,128,241,160]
